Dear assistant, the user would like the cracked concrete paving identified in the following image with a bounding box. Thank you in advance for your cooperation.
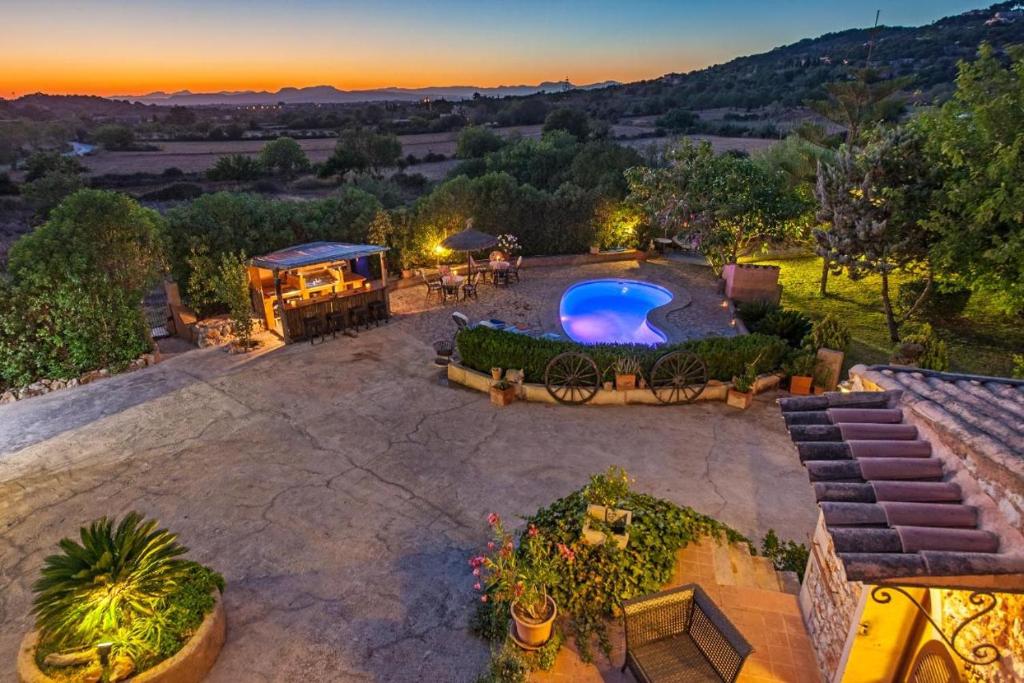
[0,320,817,682]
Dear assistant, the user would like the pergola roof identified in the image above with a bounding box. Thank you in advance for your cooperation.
[778,380,1024,588]
[252,241,388,270]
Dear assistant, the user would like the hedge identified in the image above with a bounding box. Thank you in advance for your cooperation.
[455,326,789,384]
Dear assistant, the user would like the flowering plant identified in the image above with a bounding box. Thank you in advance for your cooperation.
[470,513,561,622]
[583,466,632,511]
[496,234,521,256]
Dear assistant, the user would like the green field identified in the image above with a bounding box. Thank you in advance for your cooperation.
[742,255,1022,378]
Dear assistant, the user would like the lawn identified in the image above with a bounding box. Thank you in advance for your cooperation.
[742,255,1023,378]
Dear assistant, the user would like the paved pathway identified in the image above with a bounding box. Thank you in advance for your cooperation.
[0,315,816,681]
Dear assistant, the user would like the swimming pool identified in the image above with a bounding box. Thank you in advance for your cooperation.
[559,279,672,345]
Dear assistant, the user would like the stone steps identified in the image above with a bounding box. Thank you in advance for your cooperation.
[674,538,801,596]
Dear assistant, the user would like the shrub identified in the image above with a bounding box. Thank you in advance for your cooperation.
[24,151,85,181]
[214,252,255,349]
[259,136,309,177]
[92,124,136,150]
[760,529,809,580]
[896,278,972,320]
[736,300,779,328]
[806,313,850,352]
[1,190,163,388]
[891,324,950,371]
[749,308,812,347]
[455,326,789,384]
[207,154,262,181]
[456,125,505,158]
[20,171,84,217]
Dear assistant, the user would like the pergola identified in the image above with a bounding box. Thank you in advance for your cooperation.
[248,241,389,343]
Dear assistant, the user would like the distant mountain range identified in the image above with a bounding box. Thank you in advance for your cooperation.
[113,81,621,106]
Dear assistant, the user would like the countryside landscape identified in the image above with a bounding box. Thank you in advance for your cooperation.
[1,2,1022,682]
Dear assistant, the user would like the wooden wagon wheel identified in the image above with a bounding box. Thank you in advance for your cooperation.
[544,352,601,405]
[649,351,708,405]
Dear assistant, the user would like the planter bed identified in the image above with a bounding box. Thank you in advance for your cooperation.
[18,592,226,683]
[448,362,780,406]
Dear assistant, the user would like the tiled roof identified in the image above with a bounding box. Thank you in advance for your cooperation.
[778,390,1024,585]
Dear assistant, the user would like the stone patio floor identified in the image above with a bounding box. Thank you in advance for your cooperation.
[0,263,818,681]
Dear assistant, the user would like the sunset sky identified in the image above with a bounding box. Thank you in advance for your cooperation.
[2,0,983,98]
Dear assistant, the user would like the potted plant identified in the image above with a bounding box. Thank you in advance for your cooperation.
[613,356,641,391]
[490,379,516,407]
[471,514,560,649]
[784,352,816,396]
[490,367,503,381]
[19,512,225,683]
[727,362,757,409]
[581,466,633,549]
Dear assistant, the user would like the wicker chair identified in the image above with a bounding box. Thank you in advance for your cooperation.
[621,584,752,683]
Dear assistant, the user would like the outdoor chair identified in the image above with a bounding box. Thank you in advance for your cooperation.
[302,314,326,345]
[508,255,522,283]
[452,311,470,331]
[462,271,479,300]
[419,269,444,302]
[622,584,752,683]
[441,278,461,302]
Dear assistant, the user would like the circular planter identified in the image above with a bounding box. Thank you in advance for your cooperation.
[18,592,226,683]
[510,595,557,648]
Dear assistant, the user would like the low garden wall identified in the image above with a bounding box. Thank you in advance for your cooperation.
[0,351,162,405]
[447,361,780,406]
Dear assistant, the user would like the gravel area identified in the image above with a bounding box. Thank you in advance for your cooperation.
[388,258,738,346]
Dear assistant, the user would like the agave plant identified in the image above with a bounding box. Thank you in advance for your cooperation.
[32,512,189,649]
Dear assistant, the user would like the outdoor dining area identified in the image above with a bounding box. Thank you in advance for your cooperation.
[419,226,523,303]
[248,241,391,343]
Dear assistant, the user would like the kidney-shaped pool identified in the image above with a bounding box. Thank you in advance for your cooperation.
[559,279,672,345]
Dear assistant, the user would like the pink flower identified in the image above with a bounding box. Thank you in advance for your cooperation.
[473,582,482,591]
[487,541,495,550]
[472,567,480,576]
[480,595,488,603]
[487,512,500,527]
[527,524,538,537]
[469,555,485,569]
[557,543,576,562]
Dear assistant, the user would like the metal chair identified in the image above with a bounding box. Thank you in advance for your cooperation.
[621,584,753,683]
[419,269,444,302]
[462,271,479,300]
[508,255,522,283]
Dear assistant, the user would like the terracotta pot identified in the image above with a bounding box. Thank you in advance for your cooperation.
[511,595,557,648]
[490,385,516,407]
[490,367,503,381]
[813,386,827,395]
[615,373,636,391]
[401,269,413,280]
[727,388,753,410]
[789,375,813,396]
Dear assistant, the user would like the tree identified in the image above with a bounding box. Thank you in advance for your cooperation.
[806,69,909,147]
[542,108,590,141]
[915,44,1024,314]
[455,126,505,158]
[320,129,402,179]
[655,108,698,132]
[814,127,941,342]
[626,140,804,274]
[21,171,84,217]
[24,151,84,181]
[259,137,309,177]
[207,154,262,181]
[214,252,255,350]
[91,124,136,151]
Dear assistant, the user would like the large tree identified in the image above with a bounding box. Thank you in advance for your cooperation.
[806,68,910,147]
[259,136,309,177]
[626,140,804,274]
[915,44,1024,314]
[320,129,402,179]
[814,127,941,342]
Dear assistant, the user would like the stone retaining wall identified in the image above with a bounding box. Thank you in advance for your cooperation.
[0,352,161,405]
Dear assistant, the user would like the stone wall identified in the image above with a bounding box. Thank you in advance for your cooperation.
[799,513,863,681]
[940,589,1024,682]
[0,352,160,404]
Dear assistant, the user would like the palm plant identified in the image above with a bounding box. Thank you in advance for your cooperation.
[32,512,190,649]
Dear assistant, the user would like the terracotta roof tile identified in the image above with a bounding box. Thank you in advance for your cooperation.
[778,389,1024,583]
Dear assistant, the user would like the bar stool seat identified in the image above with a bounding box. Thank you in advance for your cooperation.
[348,305,370,331]
[368,300,389,326]
[303,315,326,344]
[326,310,347,338]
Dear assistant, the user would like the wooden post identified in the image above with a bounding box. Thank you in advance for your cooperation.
[274,268,290,344]
[379,251,390,314]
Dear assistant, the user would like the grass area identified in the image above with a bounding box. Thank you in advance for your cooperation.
[742,255,1023,377]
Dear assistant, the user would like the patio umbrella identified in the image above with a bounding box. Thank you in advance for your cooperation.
[441,225,498,274]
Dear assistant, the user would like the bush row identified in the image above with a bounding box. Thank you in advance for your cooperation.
[455,326,789,384]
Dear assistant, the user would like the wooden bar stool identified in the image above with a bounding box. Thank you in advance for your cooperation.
[303,314,326,344]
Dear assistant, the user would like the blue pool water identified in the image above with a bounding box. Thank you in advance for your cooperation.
[559,280,672,345]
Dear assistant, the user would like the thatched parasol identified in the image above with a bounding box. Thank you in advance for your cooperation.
[441,222,498,273]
